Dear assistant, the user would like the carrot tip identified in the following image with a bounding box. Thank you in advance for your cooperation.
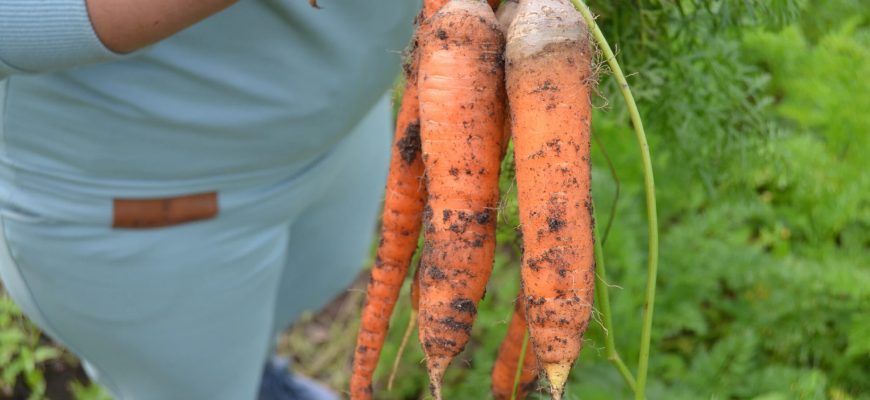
[425,356,448,400]
[543,361,572,400]
[428,379,443,400]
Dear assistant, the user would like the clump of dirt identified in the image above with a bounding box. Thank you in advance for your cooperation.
[397,121,422,165]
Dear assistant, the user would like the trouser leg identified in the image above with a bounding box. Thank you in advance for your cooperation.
[0,94,393,400]
[0,215,289,400]
[270,94,392,335]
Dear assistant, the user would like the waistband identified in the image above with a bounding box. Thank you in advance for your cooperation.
[0,93,391,227]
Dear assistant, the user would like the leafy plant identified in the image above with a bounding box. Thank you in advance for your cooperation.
[69,380,112,400]
[0,293,63,400]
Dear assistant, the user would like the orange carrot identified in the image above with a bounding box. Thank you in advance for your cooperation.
[349,65,427,400]
[422,0,449,20]
[492,296,539,400]
[350,0,504,395]
[416,1,506,398]
[505,0,596,398]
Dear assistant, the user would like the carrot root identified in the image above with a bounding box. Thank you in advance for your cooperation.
[349,73,426,400]
[416,0,506,397]
[505,0,596,397]
[544,362,572,400]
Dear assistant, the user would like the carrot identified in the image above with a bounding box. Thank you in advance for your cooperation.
[416,0,506,397]
[504,0,596,398]
[422,0,449,21]
[350,0,504,395]
[349,62,427,400]
[491,296,539,400]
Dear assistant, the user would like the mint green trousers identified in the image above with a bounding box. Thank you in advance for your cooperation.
[0,97,391,400]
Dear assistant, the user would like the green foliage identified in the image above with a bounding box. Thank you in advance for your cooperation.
[69,380,111,400]
[799,0,870,43]
[597,1,870,397]
[584,0,805,177]
[0,293,63,400]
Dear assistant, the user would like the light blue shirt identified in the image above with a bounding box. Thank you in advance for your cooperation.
[0,0,417,223]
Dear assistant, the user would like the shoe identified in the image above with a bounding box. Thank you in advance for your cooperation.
[258,356,340,400]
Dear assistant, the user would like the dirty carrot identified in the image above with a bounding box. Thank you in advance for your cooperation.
[505,0,596,398]
[349,64,427,400]
[350,0,504,395]
[491,296,539,400]
[416,0,506,397]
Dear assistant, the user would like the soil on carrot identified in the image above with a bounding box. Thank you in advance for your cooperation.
[396,121,422,165]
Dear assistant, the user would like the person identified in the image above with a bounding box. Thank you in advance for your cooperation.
[0,0,418,398]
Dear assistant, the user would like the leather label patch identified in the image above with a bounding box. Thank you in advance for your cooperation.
[112,192,218,229]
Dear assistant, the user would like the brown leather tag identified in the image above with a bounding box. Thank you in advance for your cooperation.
[112,192,218,229]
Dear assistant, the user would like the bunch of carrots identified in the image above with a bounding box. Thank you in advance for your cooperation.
[350,0,595,398]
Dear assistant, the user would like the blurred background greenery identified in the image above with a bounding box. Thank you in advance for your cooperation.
[2,0,868,399]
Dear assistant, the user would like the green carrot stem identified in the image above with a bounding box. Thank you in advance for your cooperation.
[509,330,530,400]
[569,1,660,399]
[592,209,637,392]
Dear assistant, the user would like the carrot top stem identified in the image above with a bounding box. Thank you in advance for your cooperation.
[592,206,636,391]
[508,330,530,400]
[568,1,659,399]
